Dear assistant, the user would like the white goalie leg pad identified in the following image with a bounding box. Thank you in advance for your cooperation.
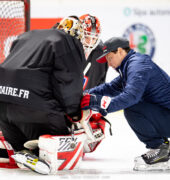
[38,133,86,174]
[134,156,170,171]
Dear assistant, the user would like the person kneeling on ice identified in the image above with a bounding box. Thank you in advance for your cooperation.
[80,37,170,171]
[0,15,87,175]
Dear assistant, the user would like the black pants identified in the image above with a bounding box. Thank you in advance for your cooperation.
[124,101,170,149]
[0,102,70,151]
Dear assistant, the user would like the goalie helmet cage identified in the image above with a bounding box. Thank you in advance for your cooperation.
[0,0,30,63]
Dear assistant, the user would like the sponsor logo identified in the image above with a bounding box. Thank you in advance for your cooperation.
[123,7,170,17]
[101,96,111,109]
[0,86,29,99]
[102,99,107,109]
[102,46,108,53]
[103,46,107,50]
[123,23,155,58]
[123,7,132,17]
[58,137,78,152]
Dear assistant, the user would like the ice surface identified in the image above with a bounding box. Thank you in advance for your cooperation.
[1,111,170,180]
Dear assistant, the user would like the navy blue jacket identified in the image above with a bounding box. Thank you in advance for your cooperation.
[88,50,170,113]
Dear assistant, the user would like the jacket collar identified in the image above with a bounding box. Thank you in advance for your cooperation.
[116,49,135,72]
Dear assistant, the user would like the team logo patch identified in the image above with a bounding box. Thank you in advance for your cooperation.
[101,96,111,109]
[123,23,155,58]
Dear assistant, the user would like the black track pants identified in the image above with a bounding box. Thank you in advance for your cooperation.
[0,102,70,151]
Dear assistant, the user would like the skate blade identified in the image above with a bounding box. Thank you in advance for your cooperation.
[134,161,170,171]
[11,154,50,175]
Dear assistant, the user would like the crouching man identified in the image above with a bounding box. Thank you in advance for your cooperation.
[80,37,170,171]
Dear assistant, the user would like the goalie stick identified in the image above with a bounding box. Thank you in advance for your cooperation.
[80,109,96,142]
[83,62,91,75]
[83,62,91,90]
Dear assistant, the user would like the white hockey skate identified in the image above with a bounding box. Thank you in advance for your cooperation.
[134,143,170,171]
[11,151,50,175]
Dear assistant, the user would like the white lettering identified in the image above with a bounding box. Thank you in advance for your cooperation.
[1,86,6,94]
[5,87,9,94]
[18,89,25,98]
[0,86,30,99]
[13,88,18,97]
[23,90,29,99]
[8,87,13,96]
[0,86,2,94]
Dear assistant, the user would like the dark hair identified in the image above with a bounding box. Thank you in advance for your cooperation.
[112,47,131,54]
[123,47,131,53]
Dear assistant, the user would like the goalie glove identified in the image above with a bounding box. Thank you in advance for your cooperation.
[81,94,111,116]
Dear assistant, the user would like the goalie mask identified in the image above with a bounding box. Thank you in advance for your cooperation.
[79,14,101,59]
[57,16,84,41]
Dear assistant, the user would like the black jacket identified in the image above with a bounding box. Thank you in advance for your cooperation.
[83,41,108,90]
[0,29,86,116]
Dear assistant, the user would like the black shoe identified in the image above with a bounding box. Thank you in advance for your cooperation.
[142,142,169,165]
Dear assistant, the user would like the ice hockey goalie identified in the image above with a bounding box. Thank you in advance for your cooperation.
[0,110,107,174]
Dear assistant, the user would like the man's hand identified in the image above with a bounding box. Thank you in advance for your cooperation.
[81,94,111,116]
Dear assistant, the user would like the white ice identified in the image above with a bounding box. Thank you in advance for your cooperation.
[1,111,170,180]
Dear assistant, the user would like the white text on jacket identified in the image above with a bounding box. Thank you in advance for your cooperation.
[0,86,29,99]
